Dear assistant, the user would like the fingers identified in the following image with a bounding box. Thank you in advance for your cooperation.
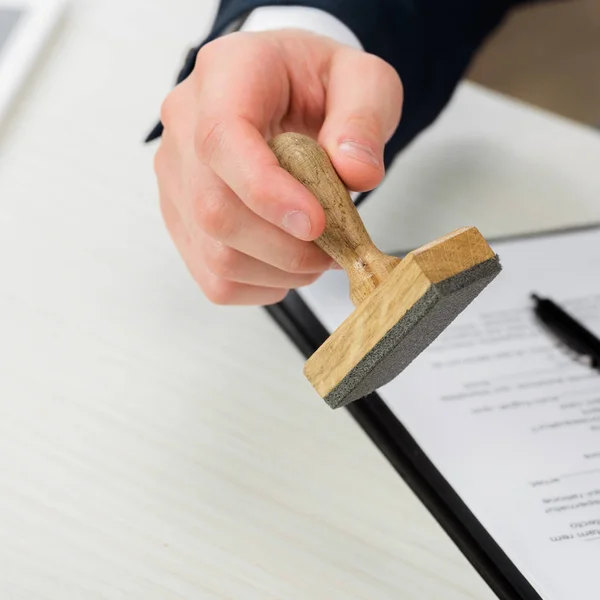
[199,237,323,288]
[180,162,333,274]
[190,35,328,241]
[197,264,290,307]
[195,116,326,241]
[318,50,403,192]
[159,193,295,306]
[154,31,387,307]
[155,111,332,306]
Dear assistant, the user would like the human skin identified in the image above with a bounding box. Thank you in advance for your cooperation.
[154,29,403,305]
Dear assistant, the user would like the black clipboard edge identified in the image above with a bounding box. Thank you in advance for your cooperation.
[261,223,600,600]
[265,293,541,600]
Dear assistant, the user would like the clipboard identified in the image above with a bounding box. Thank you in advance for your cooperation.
[263,223,600,600]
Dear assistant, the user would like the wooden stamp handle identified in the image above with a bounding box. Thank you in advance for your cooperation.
[269,133,400,306]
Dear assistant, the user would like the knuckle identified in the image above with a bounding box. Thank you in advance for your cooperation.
[153,143,172,181]
[285,246,312,274]
[366,52,392,74]
[204,241,239,279]
[240,177,266,211]
[191,46,210,77]
[152,147,164,177]
[195,37,223,63]
[195,118,227,166]
[345,110,381,140]
[391,67,404,97]
[203,277,237,305]
[368,53,403,98]
[160,87,182,130]
[196,33,266,66]
[385,65,404,103]
[196,194,236,240]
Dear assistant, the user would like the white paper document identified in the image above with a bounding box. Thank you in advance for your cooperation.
[298,226,600,600]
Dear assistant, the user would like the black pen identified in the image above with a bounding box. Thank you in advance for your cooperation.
[531,293,600,370]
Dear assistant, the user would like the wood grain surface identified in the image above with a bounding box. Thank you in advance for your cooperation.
[303,227,496,401]
[269,133,400,307]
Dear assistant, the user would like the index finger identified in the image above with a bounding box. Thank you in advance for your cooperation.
[195,116,326,242]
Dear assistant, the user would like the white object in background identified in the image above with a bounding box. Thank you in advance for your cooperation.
[241,6,363,51]
[0,0,66,126]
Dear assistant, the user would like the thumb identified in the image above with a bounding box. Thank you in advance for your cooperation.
[319,50,403,192]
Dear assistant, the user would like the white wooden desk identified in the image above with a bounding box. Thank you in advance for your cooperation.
[1,2,600,598]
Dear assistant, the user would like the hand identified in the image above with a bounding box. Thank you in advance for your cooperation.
[154,29,403,305]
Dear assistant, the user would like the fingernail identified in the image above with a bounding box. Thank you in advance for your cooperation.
[330,260,343,270]
[282,210,311,239]
[339,140,380,167]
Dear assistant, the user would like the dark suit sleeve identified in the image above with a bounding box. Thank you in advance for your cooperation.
[147,0,534,171]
